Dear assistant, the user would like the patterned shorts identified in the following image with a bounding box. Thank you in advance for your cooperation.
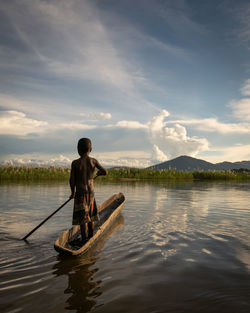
[72,192,98,225]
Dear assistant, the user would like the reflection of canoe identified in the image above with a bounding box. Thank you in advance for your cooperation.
[54,193,125,256]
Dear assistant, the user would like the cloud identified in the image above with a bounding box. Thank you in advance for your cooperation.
[93,150,152,168]
[0,110,47,136]
[4,105,250,167]
[240,79,250,96]
[3,154,71,167]
[146,110,170,131]
[227,79,250,122]
[147,110,209,159]
[152,144,168,162]
[3,0,143,94]
[48,154,71,166]
[1,0,166,116]
[229,98,250,122]
[166,78,250,132]
[58,122,97,130]
[0,94,32,112]
[106,109,169,131]
[80,112,112,119]
[102,109,210,160]
[104,108,210,160]
[0,93,84,121]
[167,117,250,134]
[200,144,250,163]
[114,121,147,129]
[0,109,98,136]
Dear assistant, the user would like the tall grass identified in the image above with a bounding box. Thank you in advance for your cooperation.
[0,166,70,181]
[98,168,193,181]
[192,170,250,181]
[1,166,250,181]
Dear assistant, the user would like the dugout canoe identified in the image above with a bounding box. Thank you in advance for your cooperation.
[54,193,125,256]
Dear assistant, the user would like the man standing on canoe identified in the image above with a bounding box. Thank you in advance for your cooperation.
[69,138,107,242]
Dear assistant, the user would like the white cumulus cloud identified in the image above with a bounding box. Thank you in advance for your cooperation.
[146,109,170,132]
[147,110,209,159]
[3,154,72,167]
[48,154,71,166]
[0,110,48,136]
[152,144,168,162]
[103,109,210,161]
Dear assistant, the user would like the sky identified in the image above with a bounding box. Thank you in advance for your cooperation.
[1,0,250,167]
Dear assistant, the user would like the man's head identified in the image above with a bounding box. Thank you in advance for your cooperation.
[77,138,92,156]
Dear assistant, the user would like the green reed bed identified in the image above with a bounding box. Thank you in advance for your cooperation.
[1,166,250,181]
[0,166,70,181]
[100,168,250,181]
[193,170,250,181]
[98,168,193,181]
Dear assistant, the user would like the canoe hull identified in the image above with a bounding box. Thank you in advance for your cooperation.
[54,193,125,256]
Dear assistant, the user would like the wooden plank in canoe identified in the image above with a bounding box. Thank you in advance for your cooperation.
[54,193,125,256]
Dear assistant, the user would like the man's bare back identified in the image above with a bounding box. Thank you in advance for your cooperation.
[70,155,106,194]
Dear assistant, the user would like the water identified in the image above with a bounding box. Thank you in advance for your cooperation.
[0,181,250,313]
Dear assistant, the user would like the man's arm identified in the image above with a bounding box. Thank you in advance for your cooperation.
[94,159,107,177]
[69,161,76,198]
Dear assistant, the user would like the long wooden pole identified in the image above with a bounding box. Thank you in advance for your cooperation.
[22,198,72,241]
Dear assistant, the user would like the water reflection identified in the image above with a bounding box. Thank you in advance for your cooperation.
[150,182,250,263]
[53,215,124,313]
[53,256,99,312]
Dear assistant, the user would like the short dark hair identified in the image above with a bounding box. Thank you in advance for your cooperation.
[77,138,92,156]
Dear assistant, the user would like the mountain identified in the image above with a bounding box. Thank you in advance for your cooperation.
[147,155,250,171]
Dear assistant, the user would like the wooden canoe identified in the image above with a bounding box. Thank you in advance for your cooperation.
[54,193,125,256]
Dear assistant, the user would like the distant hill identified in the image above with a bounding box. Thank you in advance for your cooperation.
[147,155,250,171]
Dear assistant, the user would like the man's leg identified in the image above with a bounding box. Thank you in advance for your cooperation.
[88,222,94,238]
[80,223,88,241]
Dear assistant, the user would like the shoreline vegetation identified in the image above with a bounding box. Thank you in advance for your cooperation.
[1,166,250,182]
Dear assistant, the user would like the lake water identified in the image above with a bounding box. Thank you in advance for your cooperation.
[0,181,250,313]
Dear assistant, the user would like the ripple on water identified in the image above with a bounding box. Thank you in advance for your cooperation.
[1,182,250,313]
